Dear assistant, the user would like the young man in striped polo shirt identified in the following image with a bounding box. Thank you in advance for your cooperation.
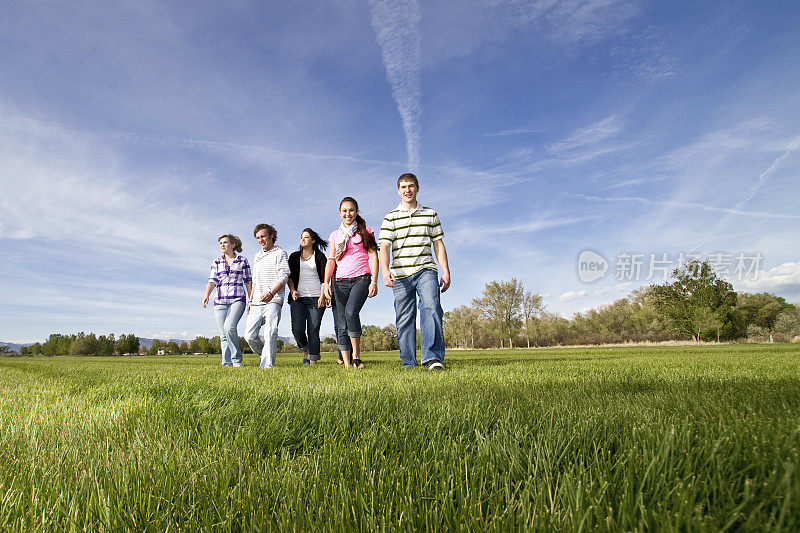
[379,173,451,369]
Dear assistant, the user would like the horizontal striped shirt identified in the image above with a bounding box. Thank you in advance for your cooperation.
[251,246,290,305]
[379,203,444,279]
[208,255,252,305]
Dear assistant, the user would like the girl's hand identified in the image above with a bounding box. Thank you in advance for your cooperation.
[202,296,209,308]
[291,290,299,301]
[368,282,378,298]
[322,283,332,301]
[317,295,326,309]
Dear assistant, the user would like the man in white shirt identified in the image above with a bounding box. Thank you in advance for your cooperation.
[245,223,290,368]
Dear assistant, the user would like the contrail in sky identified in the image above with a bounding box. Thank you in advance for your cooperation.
[369,0,422,170]
[716,133,800,227]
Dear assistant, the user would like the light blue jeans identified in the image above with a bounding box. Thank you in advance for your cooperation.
[214,300,246,366]
[393,268,445,367]
[245,303,282,368]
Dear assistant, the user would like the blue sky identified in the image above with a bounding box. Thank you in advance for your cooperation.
[2,0,799,343]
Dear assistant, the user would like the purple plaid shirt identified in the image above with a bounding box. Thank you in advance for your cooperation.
[208,255,252,305]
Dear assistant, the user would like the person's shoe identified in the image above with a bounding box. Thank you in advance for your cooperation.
[302,358,310,365]
[423,360,444,371]
[232,363,242,368]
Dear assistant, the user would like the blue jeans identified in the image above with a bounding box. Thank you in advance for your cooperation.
[290,297,325,360]
[393,268,445,367]
[333,274,371,352]
[213,300,246,366]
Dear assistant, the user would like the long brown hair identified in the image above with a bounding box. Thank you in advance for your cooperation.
[340,197,377,251]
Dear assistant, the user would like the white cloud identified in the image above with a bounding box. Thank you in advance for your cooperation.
[423,0,641,65]
[579,195,800,221]
[558,290,587,302]
[532,0,641,43]
[737,261,800,293]
[486,128,547,137]
[447,215,596,242]
[0,107,212,268]
[369,0,422,169]
[547,115,623,154]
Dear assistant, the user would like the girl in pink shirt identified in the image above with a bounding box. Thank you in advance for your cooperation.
[322,197,379,368]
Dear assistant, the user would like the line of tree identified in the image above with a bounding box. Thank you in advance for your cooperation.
[18,335,232,356]
[444,260,800,348]
[10,260,799,356]
[16,334,300,357]
[20,333,140,356]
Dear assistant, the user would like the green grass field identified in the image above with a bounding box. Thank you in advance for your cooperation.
[1,344,798,531]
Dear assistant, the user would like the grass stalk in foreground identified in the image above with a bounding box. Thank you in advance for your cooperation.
[0,344,798,530]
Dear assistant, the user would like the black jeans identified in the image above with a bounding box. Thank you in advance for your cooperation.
[289,297,325,360]
[332,274,370,352]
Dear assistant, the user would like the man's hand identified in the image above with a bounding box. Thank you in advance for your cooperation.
[290,290,299,301]
[382,269,395,288]
[202,296,209,308]
[260,292,274,303]
[439,272,450,292]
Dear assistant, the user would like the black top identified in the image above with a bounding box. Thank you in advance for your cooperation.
[287,249,328,304]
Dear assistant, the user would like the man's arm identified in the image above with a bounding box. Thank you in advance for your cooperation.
[433,239,450,292]
[261,252,289,303]
[380,242,395,288]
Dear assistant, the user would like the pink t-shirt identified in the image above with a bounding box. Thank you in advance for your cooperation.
[330,226,373,279]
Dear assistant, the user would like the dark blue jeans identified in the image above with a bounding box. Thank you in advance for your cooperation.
[393,268,444,367]
[333,274,370,352]
[289,297,325,360]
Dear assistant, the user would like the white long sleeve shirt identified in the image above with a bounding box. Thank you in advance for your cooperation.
[251,246,290,305]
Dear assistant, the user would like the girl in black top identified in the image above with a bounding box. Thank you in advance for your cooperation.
[287,228,328,365]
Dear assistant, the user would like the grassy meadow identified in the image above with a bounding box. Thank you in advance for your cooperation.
[1,344,799,531]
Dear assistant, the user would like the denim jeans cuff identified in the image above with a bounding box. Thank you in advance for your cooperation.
[347,331,361,339]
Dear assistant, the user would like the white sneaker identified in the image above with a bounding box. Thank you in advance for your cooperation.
[424,360,445,370]
[232,363,242,368]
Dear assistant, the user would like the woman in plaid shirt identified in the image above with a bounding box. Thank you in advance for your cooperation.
[202,234,253,366]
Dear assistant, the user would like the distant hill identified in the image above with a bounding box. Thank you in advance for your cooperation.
[0,342,29,353]
[136,338,187,349]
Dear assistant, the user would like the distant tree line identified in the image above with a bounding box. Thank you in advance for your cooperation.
[20,333,140,356]
[15,334,331,357]
[444,260,800,348]
[18,335,231,357]
[9,260,799,356]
